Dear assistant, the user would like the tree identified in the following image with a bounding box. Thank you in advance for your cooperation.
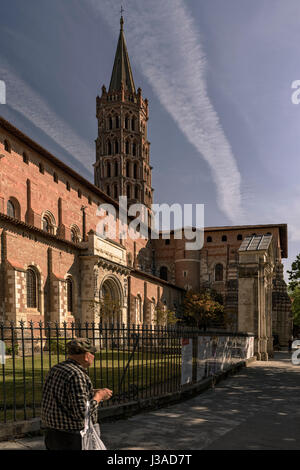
[154,306,177,326]
[180,289,224,330]
[287,254,300,332]
[287,254,300,292]
[288,286,300,328]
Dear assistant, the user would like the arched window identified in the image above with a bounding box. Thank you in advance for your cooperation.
[107,140,112,155]
[127,185,131,198]
[114,161,118,176]
[109,117,113,130]
[106,185,110,196]
[107,161,111,177]
[23,152,29,164]
[7,197,20,220]
[125,116,129,130]
[66,278,73,313]
[207,236,212,243]
[222,235,227,242]
[215,264,223,282]
[132,143,137,157]
[42,212,55,234]
[136,295,142,323]
[133,163,138,179]
[126,161,130,177]
[160,266,168,281]
[114,140,119,154]
[7,200,15,218]
[71,229,77,243]
[115,116,120,129]
[131,117,136,131]
[26,268,37,309]
[71,225,80,243]
[125,140,130,155]
[114,185,118,199]
[237,234,243,241]
[151,298,156,324]
[135,185,139,199]
[42,215,51,233]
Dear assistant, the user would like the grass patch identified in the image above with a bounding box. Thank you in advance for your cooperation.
[0,349,182,422]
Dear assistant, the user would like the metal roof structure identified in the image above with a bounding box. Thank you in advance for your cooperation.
[239,234,273,252]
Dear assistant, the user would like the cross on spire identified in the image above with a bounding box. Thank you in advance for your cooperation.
[120,5,124,30]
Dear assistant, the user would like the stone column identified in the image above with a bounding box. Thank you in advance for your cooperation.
[238,248,273,361]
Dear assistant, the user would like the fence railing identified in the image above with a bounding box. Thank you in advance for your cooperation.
[0,321,254,424]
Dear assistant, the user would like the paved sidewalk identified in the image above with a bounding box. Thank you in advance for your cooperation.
[0,351,299,450]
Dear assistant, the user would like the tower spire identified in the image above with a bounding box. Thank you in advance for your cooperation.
[109,9,136,94]
[120,5,124,31]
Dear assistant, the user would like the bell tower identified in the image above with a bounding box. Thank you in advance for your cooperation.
[94,15,153,210]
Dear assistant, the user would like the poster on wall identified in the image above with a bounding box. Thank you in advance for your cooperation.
[217,336,231,371]
[181,338,193,385]
[197,336,211,381]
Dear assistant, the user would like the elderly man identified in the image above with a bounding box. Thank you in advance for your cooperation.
[41,337,112,450]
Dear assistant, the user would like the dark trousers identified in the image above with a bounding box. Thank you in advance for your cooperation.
[44,428,82,450]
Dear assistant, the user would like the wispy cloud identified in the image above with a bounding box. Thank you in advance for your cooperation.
[89,0,245,223]
[0,58,94,171]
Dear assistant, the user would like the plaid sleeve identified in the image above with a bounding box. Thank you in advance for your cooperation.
[67,373,98,422]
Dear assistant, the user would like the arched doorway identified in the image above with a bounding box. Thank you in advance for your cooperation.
[99,276,123,324]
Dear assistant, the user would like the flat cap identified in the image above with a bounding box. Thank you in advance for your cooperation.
[67,337,97,355]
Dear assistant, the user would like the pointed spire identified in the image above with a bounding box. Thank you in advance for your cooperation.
[109,14,136,94]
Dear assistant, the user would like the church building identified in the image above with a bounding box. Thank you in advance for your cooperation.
[0,16,292,359]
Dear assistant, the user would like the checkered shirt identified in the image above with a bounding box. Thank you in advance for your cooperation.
[41,358,99,431]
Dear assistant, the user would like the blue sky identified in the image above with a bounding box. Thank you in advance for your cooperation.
[0,0,299,278]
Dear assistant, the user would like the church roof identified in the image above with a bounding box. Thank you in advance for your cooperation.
[109,16,136,94]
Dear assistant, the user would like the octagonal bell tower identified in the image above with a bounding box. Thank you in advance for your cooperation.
[94,15,153,211]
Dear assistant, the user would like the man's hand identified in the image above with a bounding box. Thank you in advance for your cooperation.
[93,388,113,403]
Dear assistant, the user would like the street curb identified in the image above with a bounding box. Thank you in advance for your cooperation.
[0,356,256,441]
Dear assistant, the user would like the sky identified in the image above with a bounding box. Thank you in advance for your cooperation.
[0,0,299,279]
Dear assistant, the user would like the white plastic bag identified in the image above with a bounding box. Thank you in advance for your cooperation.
[80,401,107,450]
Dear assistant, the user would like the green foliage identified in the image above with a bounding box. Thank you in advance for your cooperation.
[5,342,19,356]
[180,288,225,329]
[47,338,68,354]
[154,306,177,325]
[287,254,300,328]
[289,286,300,327]
[287,254,300,292]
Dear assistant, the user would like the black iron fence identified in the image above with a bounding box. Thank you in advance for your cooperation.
[0,321,254,424]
